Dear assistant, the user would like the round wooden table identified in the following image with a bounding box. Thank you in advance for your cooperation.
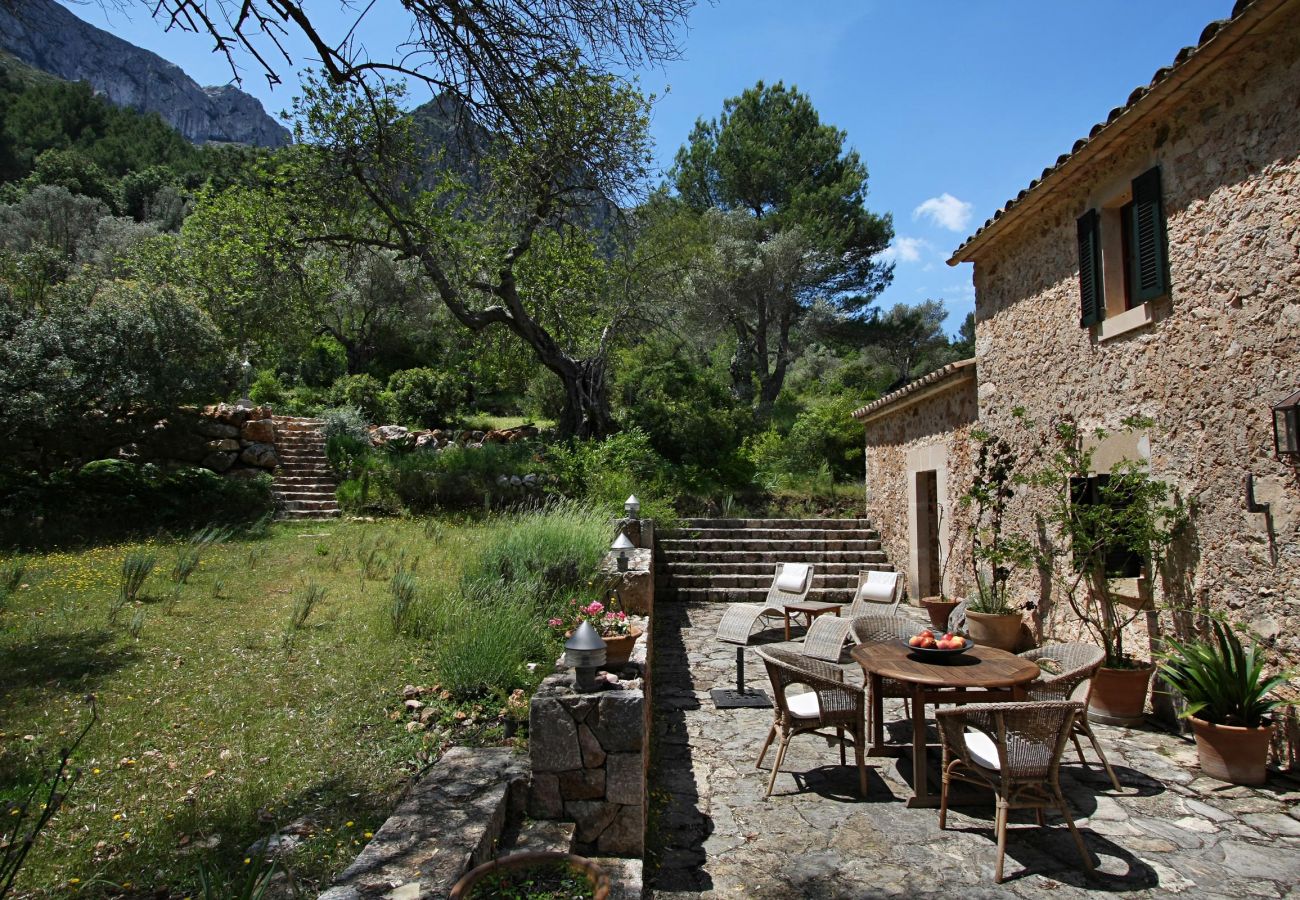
[850,641,1041,807]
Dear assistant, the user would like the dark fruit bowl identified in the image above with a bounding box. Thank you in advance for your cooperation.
[903,639,974,661]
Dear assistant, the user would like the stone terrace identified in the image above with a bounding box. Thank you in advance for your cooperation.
[648,603,1300,899]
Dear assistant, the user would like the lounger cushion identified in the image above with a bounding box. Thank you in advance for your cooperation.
[855,573,898,603]
[786,690,821,719]
[963,730,1002,770]
[775,563,811,594]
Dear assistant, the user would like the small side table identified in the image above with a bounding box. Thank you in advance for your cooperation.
[783,601,843,640]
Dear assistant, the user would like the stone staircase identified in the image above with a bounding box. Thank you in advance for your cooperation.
[271,416,340,520]
[658,517,893,603]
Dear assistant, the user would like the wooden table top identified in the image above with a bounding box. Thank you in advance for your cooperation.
[784,600,843,613]
[850,641,1041,689]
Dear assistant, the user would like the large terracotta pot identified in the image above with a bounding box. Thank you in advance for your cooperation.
[1088,663,1155,726]
[451,851,610,900]
[602,628,643,668]
[921,597,960,631]
[964,611,1023,652]
[1189,716,1274,786]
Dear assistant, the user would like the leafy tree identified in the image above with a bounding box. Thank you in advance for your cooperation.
[952,311,975,358]
[388,367,465,428]
[866,299,954,387]
[671,81,893,410]
[0,185,108,257]
[0,279,234,472]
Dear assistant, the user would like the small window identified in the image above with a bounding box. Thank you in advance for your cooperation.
[1076,165,1169,327]
[1069,475,1143,578]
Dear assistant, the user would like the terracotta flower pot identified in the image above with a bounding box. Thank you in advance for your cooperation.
[1189,716,1274,786]
[920,597,960,631]
[601,628,643,668]
[1087,663,1155,726]
[964,611,1023,652]
[450,851,609,900]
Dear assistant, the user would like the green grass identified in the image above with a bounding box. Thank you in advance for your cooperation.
[458,414,554,433]
[0,517,570,898]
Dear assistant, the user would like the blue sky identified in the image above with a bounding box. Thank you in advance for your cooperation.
[65,0,1230,333]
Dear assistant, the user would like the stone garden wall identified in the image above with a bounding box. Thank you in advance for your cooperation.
[122,402,280,477]
[965,17,1300,664]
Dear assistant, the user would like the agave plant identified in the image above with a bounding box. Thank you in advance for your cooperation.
[1158,620,1293,728]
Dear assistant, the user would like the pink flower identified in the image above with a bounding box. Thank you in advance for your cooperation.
[547,618,563,628]
[615,611,627,620]
[582,601,604,616]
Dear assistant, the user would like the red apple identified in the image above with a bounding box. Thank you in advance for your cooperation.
[908,635,923,648]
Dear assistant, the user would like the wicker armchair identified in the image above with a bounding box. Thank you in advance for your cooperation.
[714,564,816,702]
[849,615,922,723]
[1019,643,1121,790]
[947,597,971,633]
[798,571,905,662]
[937,701,1094,884]
[754,646,868,798]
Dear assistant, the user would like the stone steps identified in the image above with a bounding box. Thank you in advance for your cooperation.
[270,415,339,521]
[657,517,895,604]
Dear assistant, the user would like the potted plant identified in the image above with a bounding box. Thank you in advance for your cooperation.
[549,596,642,668]
[450,850,610,899]
[1158,619,1293,785]
[961,428,1035,651]
[1033,415,1185,725]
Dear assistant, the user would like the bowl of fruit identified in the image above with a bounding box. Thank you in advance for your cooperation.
[905,629,972,661]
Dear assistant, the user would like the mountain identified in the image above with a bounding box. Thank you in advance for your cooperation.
[0,0,290,148]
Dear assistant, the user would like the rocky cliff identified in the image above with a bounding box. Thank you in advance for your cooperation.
[0,0,290,147]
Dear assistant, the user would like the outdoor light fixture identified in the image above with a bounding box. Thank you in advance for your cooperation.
[624,494,641,520]
[238,358,253,407]
[612,532,635,572]
[1274,390,1300,459]
[564,621,606,692]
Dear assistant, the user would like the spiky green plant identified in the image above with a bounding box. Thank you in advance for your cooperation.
[171,547,201,584]
[389,567,418,634]
[113,551,155,621]
[1159,620,1295,728]
[1,558,25,595]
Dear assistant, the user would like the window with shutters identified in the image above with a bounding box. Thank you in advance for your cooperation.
[1076,165,1169,338]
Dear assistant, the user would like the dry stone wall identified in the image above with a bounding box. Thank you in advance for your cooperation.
[120,403,280,477]
[968,20,1300,663]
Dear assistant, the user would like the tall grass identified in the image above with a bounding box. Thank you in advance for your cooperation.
[112,551,156,622]
[171,547,201,583]
[461,499,609,609]
[389,567,418,633]
[0,557,24,614]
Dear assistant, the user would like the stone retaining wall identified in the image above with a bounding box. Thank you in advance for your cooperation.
[122,402,280,477]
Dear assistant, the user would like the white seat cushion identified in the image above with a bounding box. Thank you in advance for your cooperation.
[776,563,810,594]
[786,691,821,719]
[963,730,1002,770]
[855,571,898,603]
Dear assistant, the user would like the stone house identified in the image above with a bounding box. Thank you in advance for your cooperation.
[858,0,1300,664]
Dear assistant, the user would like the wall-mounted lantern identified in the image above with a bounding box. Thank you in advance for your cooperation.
[624,495,641,520]
[1274,390,1300,459]
[612,532,635,572]
[564,621,607,692]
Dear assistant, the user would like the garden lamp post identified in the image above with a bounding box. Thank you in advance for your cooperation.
[624,494,640,520]
[238,357,253,407]
[612,532,635,572]
[565,621,606,692]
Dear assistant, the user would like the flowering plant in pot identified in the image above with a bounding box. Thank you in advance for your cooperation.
[1031,415,1186,724]
[1158,619,1294,785]
[548,594,641,666]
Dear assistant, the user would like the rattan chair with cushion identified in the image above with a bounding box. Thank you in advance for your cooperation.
[714,564,816,698]
[947,597,971,634]
[849,615,923,723]
[754,646,868,798]
[937,701,1094,883]
[798,570,905,662]
[1018,643,1121,790]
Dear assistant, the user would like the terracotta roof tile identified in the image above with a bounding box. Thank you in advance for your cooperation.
[850,358,976,421]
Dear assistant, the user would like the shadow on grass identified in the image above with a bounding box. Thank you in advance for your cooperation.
[0,629,136,702]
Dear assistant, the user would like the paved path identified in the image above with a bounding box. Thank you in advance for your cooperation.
[648,602,1300,899]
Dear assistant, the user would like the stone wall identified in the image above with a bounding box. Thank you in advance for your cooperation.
[965,18,1300,664]
[862,377,979,604]
[124,402,280,477]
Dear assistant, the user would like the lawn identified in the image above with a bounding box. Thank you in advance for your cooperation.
[0,515,587,898]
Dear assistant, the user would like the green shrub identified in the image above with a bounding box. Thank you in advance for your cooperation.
[299,335,348,388]
[387,442,535,512]
[325,433,374,479]
[544,428,680,521]
[248,368,288,406]
[747,396,864,483]
[328,374,393,423]
[387,367,464,429]
[320,406,371,443]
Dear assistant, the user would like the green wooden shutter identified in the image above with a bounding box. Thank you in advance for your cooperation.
[1077,209,1103,326]
[1128,166,1168,303]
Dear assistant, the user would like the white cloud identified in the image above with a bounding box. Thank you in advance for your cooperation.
[913,193,974,232]
[874,236,930,264]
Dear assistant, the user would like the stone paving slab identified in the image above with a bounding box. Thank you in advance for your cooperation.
[647,603,1300,899]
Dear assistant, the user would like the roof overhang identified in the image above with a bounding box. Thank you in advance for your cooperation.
[851,358,976,426]
[948,0,1290,267]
